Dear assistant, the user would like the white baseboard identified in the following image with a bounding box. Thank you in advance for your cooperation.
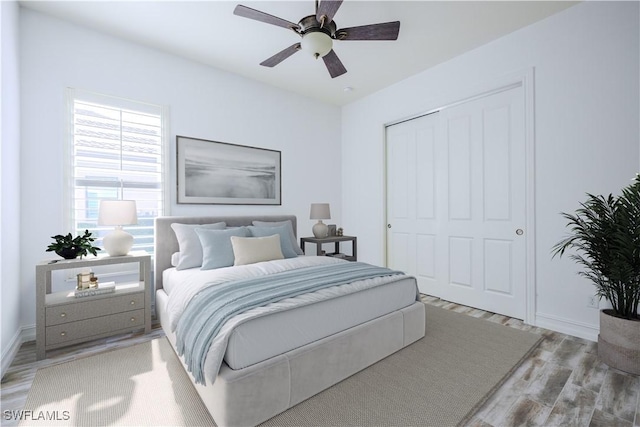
[1,328,22,379]
[21,325,36,343]
[535,312,599,342]
[1,324,36,379]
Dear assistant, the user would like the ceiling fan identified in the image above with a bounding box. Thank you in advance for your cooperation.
[233,0,400,78]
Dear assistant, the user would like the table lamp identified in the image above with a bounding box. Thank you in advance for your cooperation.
[310,203,331,238]
[98,200,138,256]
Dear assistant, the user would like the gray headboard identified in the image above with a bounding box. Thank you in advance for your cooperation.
[154,215,297,291]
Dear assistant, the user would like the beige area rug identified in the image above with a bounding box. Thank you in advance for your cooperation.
[20,305,541,427]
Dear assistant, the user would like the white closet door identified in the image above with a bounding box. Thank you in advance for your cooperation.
[386,86,527,319]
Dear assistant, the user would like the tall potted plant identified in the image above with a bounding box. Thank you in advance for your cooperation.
[552,175,640,375]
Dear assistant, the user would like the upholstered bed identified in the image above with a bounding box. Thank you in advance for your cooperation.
[154,215,425,426]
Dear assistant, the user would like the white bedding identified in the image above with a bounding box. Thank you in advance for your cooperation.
[162,257,419,382]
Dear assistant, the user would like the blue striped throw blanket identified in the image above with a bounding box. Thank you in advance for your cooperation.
[175,262,404,384]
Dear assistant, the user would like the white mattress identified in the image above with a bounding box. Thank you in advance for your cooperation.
[162,261,418,370]
[225,277,416,369]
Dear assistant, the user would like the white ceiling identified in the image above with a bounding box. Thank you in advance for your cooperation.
[20,1,577,106]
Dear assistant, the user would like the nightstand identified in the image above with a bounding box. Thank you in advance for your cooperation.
[300,236,357,261]
[35,251,151,360]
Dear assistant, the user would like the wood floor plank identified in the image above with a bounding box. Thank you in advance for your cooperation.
[544,382,598,426]
[548,338,588,369]
[524,362,573,406]
[537,332,564,353]
[590,409,633,427]
[501,396,552,427]
[477,377,530,425]
[571,352,609,394]
[596,370,640,422]
[513,356,547,383]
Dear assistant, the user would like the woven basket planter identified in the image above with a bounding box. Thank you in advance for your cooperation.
[598,309,640,375]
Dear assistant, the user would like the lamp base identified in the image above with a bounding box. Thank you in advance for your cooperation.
[312,221,329,239]
[103,226,133,257]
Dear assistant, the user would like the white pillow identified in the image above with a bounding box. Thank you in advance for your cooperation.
[252,220,303,255]
[170,252,180,267]
[231,235,284,266]
[171,222,226,270]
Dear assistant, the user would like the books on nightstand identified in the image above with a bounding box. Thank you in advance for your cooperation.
[74,281,116,298]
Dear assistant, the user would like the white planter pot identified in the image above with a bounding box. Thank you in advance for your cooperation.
[598,309,640,375]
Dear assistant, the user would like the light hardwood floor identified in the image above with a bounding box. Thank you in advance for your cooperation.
[1,296,638,427]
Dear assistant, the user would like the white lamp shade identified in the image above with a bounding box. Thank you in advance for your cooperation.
[301,32,333,58]
[310,203,331,220]
[98,200,138,226]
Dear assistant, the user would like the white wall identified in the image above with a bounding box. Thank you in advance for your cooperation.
[18,9,341,334]
[1,0,22,377]
[341,1,639,340]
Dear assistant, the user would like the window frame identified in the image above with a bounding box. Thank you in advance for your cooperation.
[64,88,170,262]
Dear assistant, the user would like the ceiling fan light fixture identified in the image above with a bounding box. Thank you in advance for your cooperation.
[301,31,333,58]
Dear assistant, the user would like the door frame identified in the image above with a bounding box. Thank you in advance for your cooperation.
[383,68,536,325]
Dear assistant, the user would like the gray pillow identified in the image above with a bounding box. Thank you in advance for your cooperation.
[195,227,250,270]
[171,222,226,270]
[252,220,303,255]
[248,225,298,259]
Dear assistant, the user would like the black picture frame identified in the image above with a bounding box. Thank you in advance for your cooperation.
[177,136,281,205]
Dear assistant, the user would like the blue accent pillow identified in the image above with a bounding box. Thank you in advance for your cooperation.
[171,222,226,270]
[252,220,303,255]
[195,227,250,270]
[248,225,298,259]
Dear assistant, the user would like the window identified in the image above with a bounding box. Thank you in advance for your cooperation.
[65,89,168,257]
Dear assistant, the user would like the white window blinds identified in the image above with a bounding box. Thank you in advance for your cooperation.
[66,89,168,256]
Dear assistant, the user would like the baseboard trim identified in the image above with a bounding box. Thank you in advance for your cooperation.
[1,328,22,379]
[21,324,35,343]
[1,324,36,380]
[535,312,599,342]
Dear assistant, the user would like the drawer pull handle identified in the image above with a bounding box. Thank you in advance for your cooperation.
[60,332,66,337]
[130,301,135,305]
[130,317,136,322]
[60,313,67,318]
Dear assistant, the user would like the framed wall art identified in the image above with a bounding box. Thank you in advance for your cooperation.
[177,136,281,205]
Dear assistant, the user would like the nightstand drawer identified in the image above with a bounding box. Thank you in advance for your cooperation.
[46,309,145,346]
[46,292,145,326]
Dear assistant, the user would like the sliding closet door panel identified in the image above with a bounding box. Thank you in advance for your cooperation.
[386,113,438,291]
[386,86,526,319]
[416,128,436,220]
[483,105,512,221]
[484,239,513,295]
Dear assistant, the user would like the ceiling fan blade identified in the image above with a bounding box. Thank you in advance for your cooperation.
[260,43,301,67]
[322,49,347,78]
[234,5,300,31]
[337,21,400,41]
[316,0,343,26]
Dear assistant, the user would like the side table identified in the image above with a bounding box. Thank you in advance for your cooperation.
[299,235,357,261]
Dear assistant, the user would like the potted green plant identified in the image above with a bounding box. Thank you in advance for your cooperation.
[46,230,101,259]
[552,174,640,375]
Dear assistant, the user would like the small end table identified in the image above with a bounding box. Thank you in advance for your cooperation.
[300,235,357,261]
